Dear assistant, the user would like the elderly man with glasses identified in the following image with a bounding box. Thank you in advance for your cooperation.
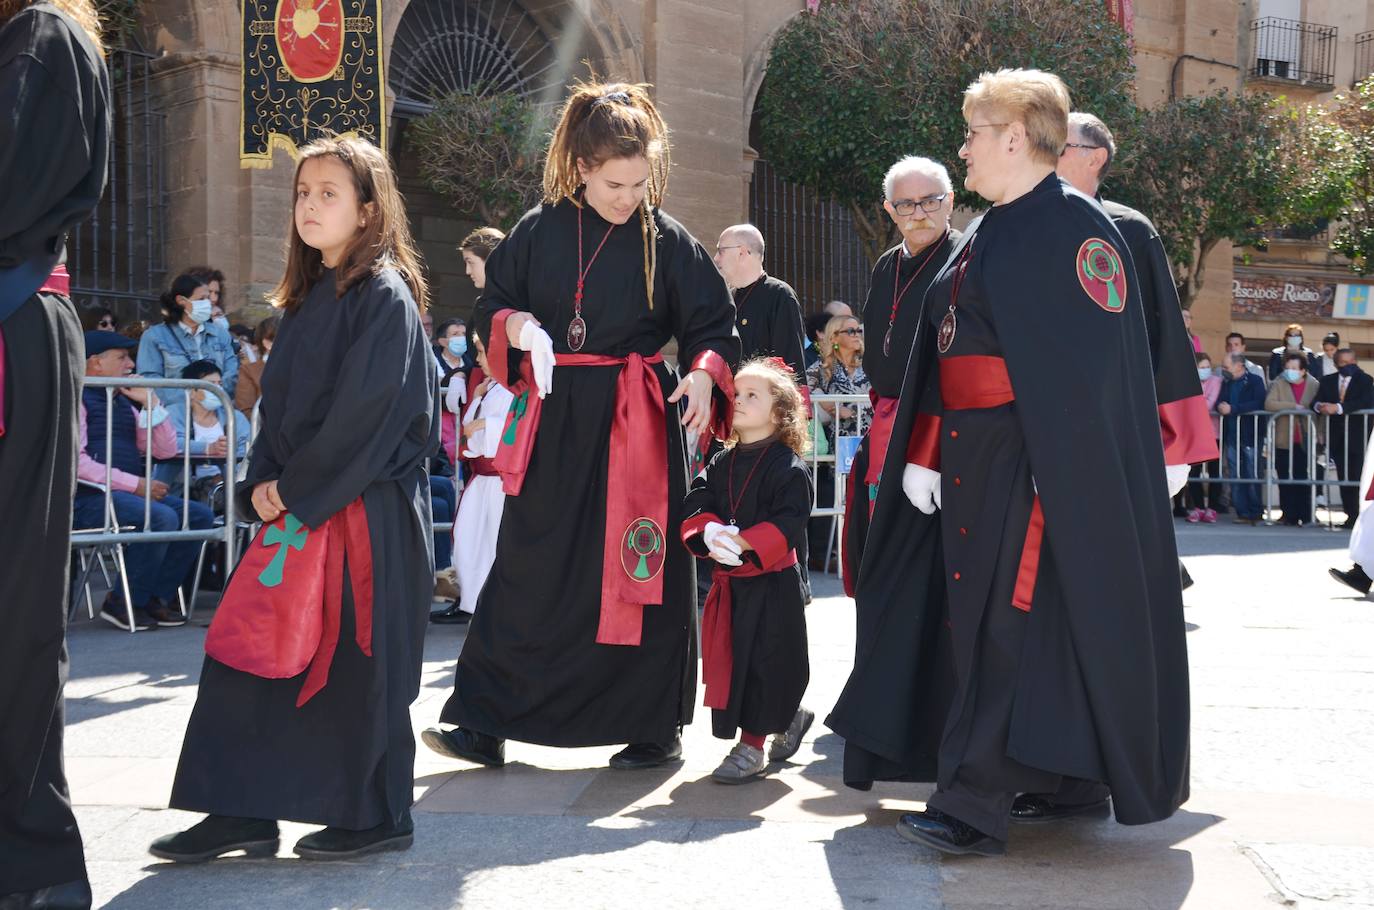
[712,223,806,382]
[829,69,1191,858]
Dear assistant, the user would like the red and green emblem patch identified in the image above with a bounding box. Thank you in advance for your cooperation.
[621,517,666,583]
[1076,238,1127,313]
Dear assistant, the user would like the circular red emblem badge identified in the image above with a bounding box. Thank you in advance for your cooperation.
[1076,238,1128,313]
[275,0,344,83]
[621,517,666,584]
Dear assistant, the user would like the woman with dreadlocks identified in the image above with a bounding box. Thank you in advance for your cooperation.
[423,82,739,770]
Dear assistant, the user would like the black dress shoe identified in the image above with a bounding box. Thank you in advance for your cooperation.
[1343,517,1358,530]
[1009,793,1112,824]
[420,726,505,767]
[294,814,414,861]
[895,808,1004,856]
[0,878,93,910]
[429,601,470,624]
[1329,565,1372,595]
[609,736,682,770]
[148,814,279,863]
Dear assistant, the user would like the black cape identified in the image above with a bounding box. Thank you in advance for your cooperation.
[170,268,439,829]
[733,273,806,379]
[828,174,1190,825]
[440,200,739,747]
[0,2,108,894]
[843,231,960,590]
[683,438,812,739]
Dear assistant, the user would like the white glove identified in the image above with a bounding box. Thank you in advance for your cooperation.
[1165,464,1190,498]
[517,319,555,399]
[445,376,467,414]
[902,463,941,514]
[703,521,743,566]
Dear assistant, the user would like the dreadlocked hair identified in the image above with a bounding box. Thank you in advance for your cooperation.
[728,357,811,457]
[543,80,669,311]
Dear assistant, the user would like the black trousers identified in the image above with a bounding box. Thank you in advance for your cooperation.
[1332,431,1366,519]
[1274,446,1312,524]
[0,294,87,896]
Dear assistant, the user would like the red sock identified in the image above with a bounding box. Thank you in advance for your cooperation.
[740,730,766,750]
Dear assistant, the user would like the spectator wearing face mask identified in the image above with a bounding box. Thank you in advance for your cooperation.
[1317,332,1341,378]
[1268,323,1319,381]
[1265,352,1318,526]
[1185,352,1222,523]
[155,360,250,492]
[137,270,239,396]
[1218,352,1267,525]
[1316,348,1374,528]
[234,315,279,414]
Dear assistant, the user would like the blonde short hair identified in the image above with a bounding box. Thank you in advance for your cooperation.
[962,68,1071,167]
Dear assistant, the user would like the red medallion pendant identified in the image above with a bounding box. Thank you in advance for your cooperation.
[568,316,587,352]
[937,309,957,354]
[883,327,893,357]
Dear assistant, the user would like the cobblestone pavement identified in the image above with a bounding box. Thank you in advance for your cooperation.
[60,521,1374,909]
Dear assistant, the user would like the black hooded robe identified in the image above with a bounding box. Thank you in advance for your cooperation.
[0,3,109,896]
[169,268,439,830]
[438,200,739,748]
[827,174,1190,841]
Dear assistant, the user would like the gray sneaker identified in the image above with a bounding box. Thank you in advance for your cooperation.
[768,707,815,763]
[711,742,767,784]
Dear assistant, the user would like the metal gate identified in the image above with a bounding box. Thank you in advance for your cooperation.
[748,159,872,315]
[67,48,166,325]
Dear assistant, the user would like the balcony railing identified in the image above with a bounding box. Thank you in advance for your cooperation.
[1250,16,1337,87]
[1356,30,1374,87]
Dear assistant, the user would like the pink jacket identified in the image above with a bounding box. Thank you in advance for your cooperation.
[77,396,178,492]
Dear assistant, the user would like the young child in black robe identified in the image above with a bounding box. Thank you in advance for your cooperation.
[681,357,814,783]
[150,136,437,863]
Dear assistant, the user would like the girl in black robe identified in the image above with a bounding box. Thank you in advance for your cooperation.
[423,83,738,770]
[151,136,438,862]
[681,358,813,784]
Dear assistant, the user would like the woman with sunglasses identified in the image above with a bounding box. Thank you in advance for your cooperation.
[806,314,871,441]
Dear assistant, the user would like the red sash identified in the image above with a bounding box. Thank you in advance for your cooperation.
[0,265,70,438]
[863,395,900,488]
[205,498,373,707]
[701,549,799,709]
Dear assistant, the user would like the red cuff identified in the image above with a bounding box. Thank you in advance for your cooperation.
[905,412,942,471]
[739,521,789,567]
[691,349,735,441]
[488,309,516,388]
[1159,395,1219,465]
[681,511,723,548]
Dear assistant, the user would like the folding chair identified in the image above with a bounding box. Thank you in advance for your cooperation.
[69,480,138,632]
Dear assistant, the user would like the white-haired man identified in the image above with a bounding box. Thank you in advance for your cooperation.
[840,156,960,597]
[713,223,806,380]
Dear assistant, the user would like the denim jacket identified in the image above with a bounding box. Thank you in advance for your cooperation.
[136,320,239,396]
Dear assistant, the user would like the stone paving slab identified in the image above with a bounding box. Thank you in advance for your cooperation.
[58,522,1374,907]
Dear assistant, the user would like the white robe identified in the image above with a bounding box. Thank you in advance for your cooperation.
[1349,426,1374,568]
[452,382,513,614]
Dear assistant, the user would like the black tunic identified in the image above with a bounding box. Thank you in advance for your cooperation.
[843,231,960,589]
[683,438,812,739]
[440,200,739,747]
[733,274,806,379]
[0,2,108,895]
[828,174,1189,833]
[170,268,439,830]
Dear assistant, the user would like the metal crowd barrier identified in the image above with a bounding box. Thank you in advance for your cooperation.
[806,392,873,573]
[1206,407,1374,528]
[71,376,240,622]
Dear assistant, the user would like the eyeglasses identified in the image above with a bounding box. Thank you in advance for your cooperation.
[1061,142,1104,156]
[963,122,1009,141]
[98,320,115,329]
[838,327,864,337]
[890,194,948,216]
[715,245,746,255]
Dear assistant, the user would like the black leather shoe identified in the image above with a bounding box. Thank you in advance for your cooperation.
[1009,793,1112,824]
[1329,565,1372,595]
[429,601,470,624]
[895,809,1004,856]
[420,726,505,767]
[294,814,414,861]
[608,736,683,770]
[0,878,93,910]
[148,814,279,863]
